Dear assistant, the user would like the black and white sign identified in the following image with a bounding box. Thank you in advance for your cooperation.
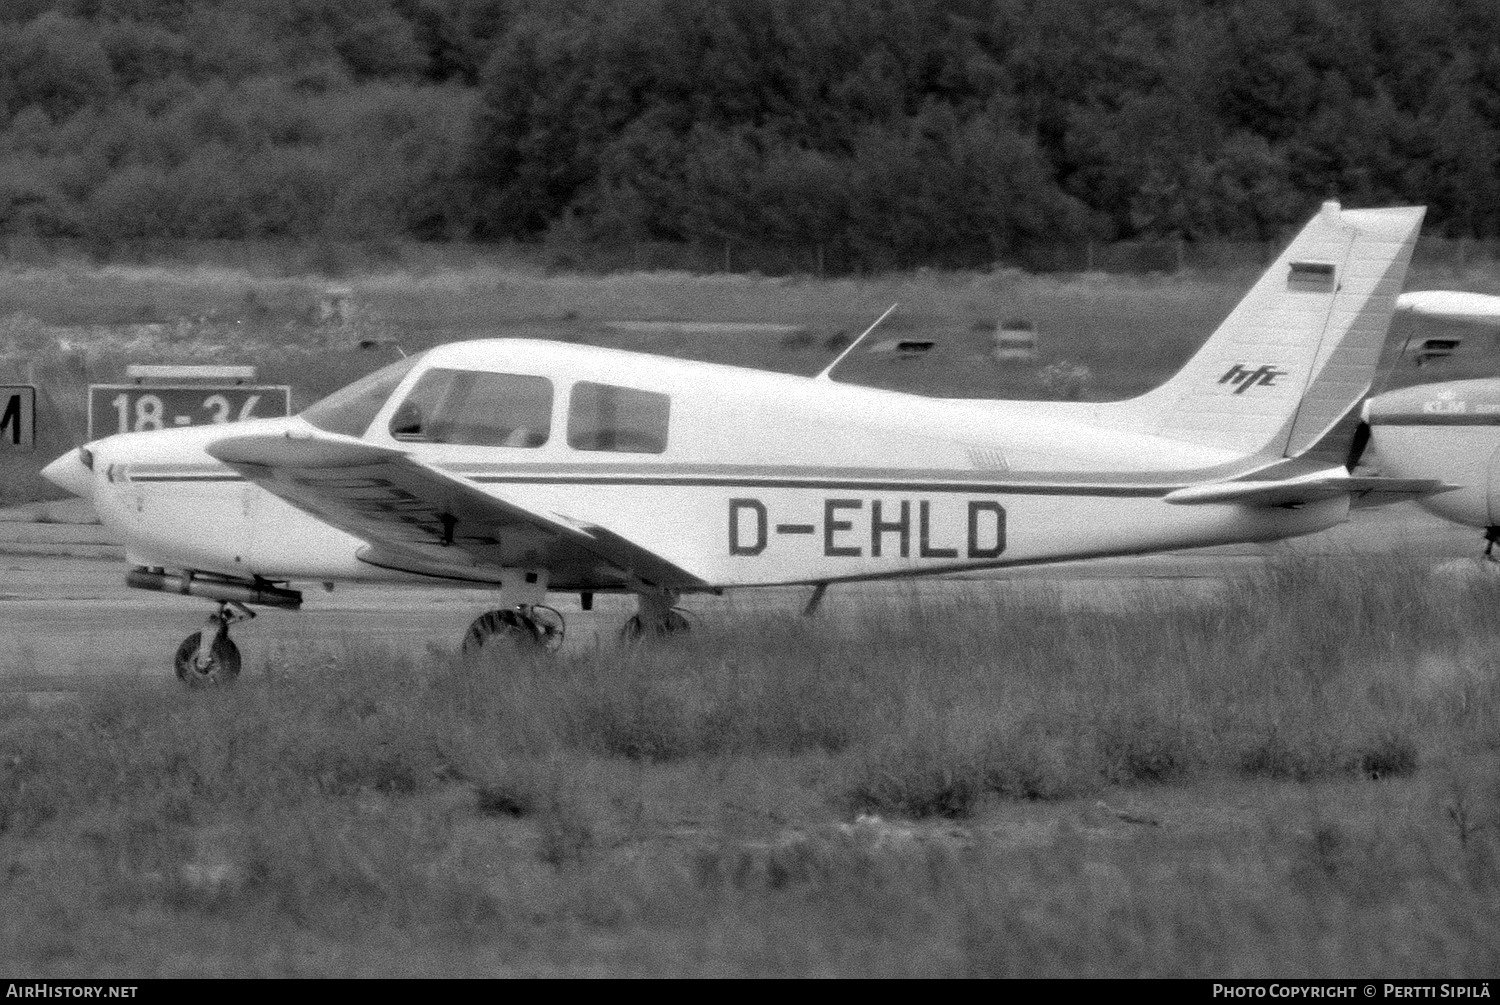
[88,384,291,439]
[1,385,36,451]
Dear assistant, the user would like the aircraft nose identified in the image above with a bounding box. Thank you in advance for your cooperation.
[41,445,96,499]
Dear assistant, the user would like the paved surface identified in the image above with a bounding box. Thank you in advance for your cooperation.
[0,500,1485,692]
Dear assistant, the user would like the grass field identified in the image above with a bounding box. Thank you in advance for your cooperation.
[0,557,1497,976]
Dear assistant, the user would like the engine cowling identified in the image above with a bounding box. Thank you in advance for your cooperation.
[1364,379,1500,528]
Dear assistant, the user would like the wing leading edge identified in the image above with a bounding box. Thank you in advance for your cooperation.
[206,429,706,590]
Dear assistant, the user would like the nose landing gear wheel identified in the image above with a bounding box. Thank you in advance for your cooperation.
[174,631,242,685]
[174,600,252,686]
[462,605,566,654]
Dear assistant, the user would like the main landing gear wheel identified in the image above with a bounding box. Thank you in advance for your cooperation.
[174,602,250,686]
[462,605,566,654]
[620,608,691,641]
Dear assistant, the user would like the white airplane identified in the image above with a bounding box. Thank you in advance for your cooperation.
[43,200,1441,685]
[1358,290,1500,551]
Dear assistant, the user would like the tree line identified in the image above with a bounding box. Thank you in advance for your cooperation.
[2,0,1498,271]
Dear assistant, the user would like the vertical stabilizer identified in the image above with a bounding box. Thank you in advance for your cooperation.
[1110,202,1424,459]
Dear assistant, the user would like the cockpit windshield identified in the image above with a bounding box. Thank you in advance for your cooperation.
[301,353,425,436]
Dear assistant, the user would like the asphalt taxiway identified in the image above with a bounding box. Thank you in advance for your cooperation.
[0,501,1485,689]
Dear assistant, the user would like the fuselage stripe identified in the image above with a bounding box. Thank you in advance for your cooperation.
[126,470,1174,497]
[468,475,1168,496]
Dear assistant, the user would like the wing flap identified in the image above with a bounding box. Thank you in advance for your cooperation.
[207,430,706,589]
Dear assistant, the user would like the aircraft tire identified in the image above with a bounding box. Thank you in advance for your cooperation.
[620,609,691,641]
[463,607,562,654]
[174,632,242,686]
[526,605,567,652]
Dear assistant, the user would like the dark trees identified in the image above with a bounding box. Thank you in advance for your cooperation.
[3,0,1500,265]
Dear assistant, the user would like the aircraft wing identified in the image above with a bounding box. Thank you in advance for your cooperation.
[205,430,706,590]
[1163,474,1456,508]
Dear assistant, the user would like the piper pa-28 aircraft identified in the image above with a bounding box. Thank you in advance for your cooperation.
[43,200,1443,685]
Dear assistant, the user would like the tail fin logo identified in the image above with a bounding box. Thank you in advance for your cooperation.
[1218,363,1288,394]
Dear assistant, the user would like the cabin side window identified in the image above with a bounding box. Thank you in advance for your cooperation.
[389,368,553,447]
[567,381,670,454]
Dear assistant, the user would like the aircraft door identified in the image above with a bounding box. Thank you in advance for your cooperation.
[387,368,555,450]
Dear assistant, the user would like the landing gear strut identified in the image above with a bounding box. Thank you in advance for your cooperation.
[174,602,252,686]
[462,604,566,654]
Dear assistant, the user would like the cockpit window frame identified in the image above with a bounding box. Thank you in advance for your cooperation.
[387,367,555,449]
[301,353,426,437]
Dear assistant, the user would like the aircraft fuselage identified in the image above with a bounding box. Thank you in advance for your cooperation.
[47,342,1351,592]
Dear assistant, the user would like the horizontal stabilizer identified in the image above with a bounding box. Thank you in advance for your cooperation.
[1164,474,1456,508]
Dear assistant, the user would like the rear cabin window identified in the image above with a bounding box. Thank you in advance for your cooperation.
[389,368,553,447]
[567,382,670,454]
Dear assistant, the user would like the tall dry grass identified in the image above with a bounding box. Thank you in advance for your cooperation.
[1,556,1497,974]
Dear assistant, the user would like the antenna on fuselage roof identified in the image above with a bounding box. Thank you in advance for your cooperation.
[814,303,898,382]
[358,337,407,359]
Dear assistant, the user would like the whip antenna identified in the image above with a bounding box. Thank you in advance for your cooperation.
[815,303,898,381]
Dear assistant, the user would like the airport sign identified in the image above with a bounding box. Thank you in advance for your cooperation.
[88,384,291,439]
[1,385,36,451]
